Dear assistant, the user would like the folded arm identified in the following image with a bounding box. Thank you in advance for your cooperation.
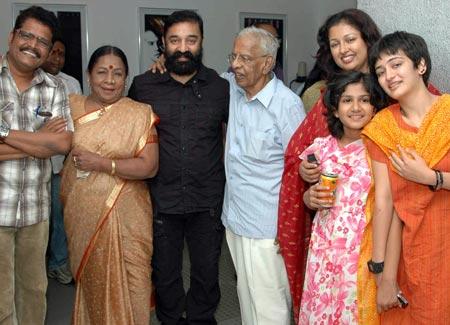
[0,143,29,161]
[2,117,72,159]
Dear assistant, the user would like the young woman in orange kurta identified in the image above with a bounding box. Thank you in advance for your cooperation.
[362,31,450,324]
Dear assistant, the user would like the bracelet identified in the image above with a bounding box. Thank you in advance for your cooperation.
[367,259,384,274]
[430,169,439,191]
[429,169,443,191]
[111,160,116,176]
[436,170,444,190]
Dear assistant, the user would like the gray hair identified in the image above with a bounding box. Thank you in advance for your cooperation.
[237,26,279,62]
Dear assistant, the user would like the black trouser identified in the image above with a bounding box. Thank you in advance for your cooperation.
[152,207,224,325]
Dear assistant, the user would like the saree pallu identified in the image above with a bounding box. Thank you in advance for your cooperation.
[61,95,158,325]
[362,94,450,324]
[277,93,329,323]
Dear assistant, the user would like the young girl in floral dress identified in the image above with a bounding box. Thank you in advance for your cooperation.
[298,71,386,324]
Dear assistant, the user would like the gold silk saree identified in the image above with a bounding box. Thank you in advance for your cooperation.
[61,95,158,324]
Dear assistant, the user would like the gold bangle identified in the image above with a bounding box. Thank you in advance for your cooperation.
[111,160,116,176]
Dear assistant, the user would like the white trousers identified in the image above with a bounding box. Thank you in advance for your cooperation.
[226,228,291,325]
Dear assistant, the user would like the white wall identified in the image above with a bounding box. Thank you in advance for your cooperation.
[0,0,356,85]
[358,0,450,93]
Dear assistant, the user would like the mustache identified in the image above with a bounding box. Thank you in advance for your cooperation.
[171,51,195,60]
[19,46,41,59]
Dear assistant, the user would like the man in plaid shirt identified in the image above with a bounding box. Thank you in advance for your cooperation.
[0,6,73,325]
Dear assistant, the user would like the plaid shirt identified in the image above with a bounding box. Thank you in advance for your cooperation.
[0,56,73,227]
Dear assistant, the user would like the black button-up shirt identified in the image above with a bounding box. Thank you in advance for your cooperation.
[129,65,229,214]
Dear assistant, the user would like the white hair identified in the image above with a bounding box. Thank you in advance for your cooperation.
[236,26,279,62]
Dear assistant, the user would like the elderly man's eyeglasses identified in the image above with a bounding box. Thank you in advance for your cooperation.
[227,53,269,65]
[15,29,52,50]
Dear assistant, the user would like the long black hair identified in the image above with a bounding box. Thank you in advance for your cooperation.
[302,9,381,94]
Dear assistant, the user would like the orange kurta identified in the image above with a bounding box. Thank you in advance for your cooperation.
[61,95,158,325]
[362,94,450,324]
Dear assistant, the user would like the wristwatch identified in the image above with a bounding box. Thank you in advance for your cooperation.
[0,123,10,139]
[367,260,384,274]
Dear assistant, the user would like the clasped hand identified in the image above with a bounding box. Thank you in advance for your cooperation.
[389,145,434,185]
[72,147,103,172]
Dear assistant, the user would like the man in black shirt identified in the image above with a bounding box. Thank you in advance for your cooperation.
[128,10,229,325]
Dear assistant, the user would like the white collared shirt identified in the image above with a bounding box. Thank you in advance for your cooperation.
[221,72,306,239]
[50,71,82,173]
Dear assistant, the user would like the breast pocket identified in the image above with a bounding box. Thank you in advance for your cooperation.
[152,103,180,129]
[30,107,51,131]
[195,103,222,131]
[243,125,275,161]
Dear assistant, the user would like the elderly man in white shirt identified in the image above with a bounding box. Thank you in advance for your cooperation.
[221,26,306,325]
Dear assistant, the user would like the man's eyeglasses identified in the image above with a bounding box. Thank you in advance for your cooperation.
[227,53,269,65]
[15,29,52,50]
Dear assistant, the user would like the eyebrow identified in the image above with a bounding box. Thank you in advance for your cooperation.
[330,33,357,41]
[97,66,123,71]
[169,34,199,38]
[375,55,404,70]
[380,55,403,65]
[340,94,369,99]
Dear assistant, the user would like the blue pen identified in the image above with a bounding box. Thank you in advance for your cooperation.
[35,106,52,118]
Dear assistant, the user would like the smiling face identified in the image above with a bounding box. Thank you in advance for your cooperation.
[88,54,126,105]
[334,81,375,138]
[374,50,426,101]
[7,18,52,74]
[329,22,369,72]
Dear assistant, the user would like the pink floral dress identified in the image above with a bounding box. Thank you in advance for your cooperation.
[298,136,371,325]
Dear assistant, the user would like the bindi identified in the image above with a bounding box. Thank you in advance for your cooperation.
[108,65,114,69]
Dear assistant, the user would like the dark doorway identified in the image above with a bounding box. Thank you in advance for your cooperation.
[57,11,83,92]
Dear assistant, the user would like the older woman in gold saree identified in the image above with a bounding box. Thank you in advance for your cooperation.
[60,46,158,325]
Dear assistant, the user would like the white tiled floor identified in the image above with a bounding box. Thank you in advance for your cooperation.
[45,241,242,325]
